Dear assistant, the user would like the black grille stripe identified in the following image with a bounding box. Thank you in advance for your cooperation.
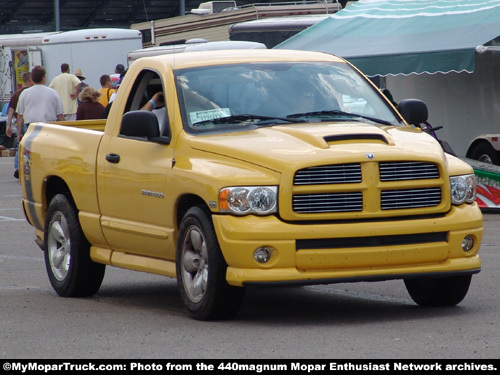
[296,232,448,250]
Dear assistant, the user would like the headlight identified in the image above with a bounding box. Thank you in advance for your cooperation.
[219,186,278,215]
[450,174,476,205]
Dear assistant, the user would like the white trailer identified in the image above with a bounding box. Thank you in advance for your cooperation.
[0,28,142,101]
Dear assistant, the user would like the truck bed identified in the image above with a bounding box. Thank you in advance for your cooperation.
[21,121,105,234]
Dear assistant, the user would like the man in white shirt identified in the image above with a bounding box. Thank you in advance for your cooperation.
[14,65,64,178]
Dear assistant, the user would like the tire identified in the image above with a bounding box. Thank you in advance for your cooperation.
[44,194,105,297]
[176,206,245,320]
[404,275,472,307]
[470,143,500,165]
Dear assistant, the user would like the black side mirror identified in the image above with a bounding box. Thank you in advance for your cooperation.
[397,99,428,125]
[120,110,160,138]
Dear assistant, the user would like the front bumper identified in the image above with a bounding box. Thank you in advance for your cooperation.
[212,204,483,286]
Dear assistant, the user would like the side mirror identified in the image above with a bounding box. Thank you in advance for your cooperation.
[120,110,160,138]
[397,99,428,125]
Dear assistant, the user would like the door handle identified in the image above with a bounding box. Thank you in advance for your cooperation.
[106,153,120,163]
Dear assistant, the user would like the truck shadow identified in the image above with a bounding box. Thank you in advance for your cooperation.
[237,285,473,325]
[92,275,474,324]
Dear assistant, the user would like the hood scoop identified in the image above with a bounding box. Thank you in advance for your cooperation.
[324,133,390,145]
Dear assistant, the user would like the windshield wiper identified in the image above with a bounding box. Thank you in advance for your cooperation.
[287,110,393,125]
[192,114,303,127]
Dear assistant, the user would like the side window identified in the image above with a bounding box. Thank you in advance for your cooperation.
[120,69,170,138]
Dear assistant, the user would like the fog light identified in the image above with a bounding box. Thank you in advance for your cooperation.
[461,235,474,251]
[254,247,272,263]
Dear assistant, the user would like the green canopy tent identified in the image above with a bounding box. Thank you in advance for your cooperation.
[276,0,500,76]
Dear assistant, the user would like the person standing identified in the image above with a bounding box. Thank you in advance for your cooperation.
[115,64,126,84]
[14,65,64,178]
[74,68,88,106]
[77,87,104,120]
[6,72,33,143]
[49,63,81,120]
[97,74,115,108]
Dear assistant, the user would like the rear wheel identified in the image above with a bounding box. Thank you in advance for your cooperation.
[176,206,245,320]
[44,194,105,297]
[404,275,472,307]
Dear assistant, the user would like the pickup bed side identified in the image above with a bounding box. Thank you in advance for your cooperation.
[22,123,104,241]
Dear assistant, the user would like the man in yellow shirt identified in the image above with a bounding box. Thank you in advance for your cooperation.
[98,74,115,107]
[49,63,81,120]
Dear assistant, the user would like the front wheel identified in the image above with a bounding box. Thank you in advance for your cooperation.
[176,206,245,320]
[44,194,105,297]
[404,275,472,307]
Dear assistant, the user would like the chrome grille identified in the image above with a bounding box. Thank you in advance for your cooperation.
[294,164,361,185]
[291,161,443,215]
[381,188,442,210]
[379,161,439,181]
[293,192,363,213]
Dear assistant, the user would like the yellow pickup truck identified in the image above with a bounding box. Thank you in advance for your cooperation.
[19,49,483,320]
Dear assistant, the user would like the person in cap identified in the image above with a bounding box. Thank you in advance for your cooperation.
[115,64,126,84]
[75,68,88,106]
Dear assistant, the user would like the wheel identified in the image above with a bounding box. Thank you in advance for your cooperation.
[176,206,245,320]
[404,275,472,307]
[470,143,500,165]
[44,194,105,297]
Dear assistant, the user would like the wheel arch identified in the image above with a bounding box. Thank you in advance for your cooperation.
[176,194,211,229]
[467,138,500,157]
[466,138,500,165]
[44,176,77,218]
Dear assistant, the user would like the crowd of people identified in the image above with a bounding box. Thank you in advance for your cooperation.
[5,62,127,179]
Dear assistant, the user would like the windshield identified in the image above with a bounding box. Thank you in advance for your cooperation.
[174,62,402,134]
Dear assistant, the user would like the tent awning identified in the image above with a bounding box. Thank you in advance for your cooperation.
[276,0,500,76]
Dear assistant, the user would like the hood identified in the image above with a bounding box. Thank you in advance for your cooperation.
[189,122,444,171]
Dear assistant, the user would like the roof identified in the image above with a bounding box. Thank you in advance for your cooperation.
[0,28,142,48]
[137,48,345,69]
[0,1,327,34]
[276,0,500,76]
[0,1,203,34]
[229,14,331,32]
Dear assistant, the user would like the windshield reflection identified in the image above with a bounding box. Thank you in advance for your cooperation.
[174,62,401,133]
